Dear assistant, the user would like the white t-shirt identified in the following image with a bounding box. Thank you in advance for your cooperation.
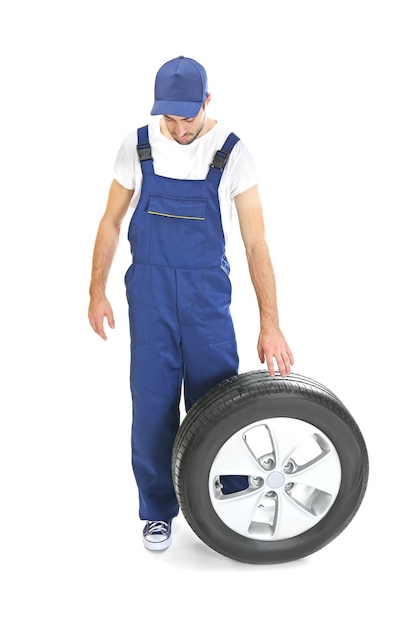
[113,118,259,244]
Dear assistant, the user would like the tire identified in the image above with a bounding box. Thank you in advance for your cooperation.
[172,370,369,564]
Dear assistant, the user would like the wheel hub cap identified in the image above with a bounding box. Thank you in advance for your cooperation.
[266,471,285,489]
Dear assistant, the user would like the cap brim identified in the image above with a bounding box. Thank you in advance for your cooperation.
[150,100,202,118]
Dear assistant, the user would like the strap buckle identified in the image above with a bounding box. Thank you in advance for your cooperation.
[210,149,229,171]
[136,142,152,162]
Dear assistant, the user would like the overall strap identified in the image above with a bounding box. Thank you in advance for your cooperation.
[206,132,240,186]
[136,126,154,175]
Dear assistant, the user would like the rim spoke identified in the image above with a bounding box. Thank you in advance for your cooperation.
[269,419,321,466]
[291,449,341,495]
[271,492,320,539]
[210,431,262,476]
[210,490,264,535]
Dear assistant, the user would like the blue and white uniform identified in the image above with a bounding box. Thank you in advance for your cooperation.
[116,121,259,520]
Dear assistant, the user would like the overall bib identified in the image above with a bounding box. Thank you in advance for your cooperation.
[125,126,242,521]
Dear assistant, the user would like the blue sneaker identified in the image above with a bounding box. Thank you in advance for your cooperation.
[143,520,172,551]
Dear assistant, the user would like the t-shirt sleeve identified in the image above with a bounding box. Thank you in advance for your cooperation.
[113,133,136,190]
[225,141,260,199]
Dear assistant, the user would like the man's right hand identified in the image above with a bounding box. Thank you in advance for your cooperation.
[88,295,115,340]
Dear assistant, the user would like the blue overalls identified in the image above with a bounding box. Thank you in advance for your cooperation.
[125,125,242,521]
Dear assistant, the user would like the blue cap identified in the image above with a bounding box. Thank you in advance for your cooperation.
[151,56,208,118]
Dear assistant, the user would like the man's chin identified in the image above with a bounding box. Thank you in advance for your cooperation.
[174,136,195,145]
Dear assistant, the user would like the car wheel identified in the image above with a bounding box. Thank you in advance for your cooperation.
[172,370,369,564]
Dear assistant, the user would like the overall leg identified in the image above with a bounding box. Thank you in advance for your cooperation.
[179,267,249,494]
[127,264,182,520]
[130,373,181,520]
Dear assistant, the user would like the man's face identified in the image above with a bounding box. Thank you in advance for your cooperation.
[162,102,207,145]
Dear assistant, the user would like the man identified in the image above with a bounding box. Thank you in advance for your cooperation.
[88,56,294,551]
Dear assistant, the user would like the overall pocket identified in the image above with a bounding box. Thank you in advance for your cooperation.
[147,193,207,268]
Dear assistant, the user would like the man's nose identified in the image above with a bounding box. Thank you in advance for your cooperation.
[175,123,186,137]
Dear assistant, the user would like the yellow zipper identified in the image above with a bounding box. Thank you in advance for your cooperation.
[148,211,205,221]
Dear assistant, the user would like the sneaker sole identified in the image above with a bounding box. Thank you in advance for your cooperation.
[143,536,172,551]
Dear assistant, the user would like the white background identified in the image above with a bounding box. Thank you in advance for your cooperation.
[1,1,413,624]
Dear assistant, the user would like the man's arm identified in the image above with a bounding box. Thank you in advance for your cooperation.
[234,184,294,377]
[88,179,134,340]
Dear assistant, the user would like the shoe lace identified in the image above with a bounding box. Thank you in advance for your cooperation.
[147,521,169,534]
